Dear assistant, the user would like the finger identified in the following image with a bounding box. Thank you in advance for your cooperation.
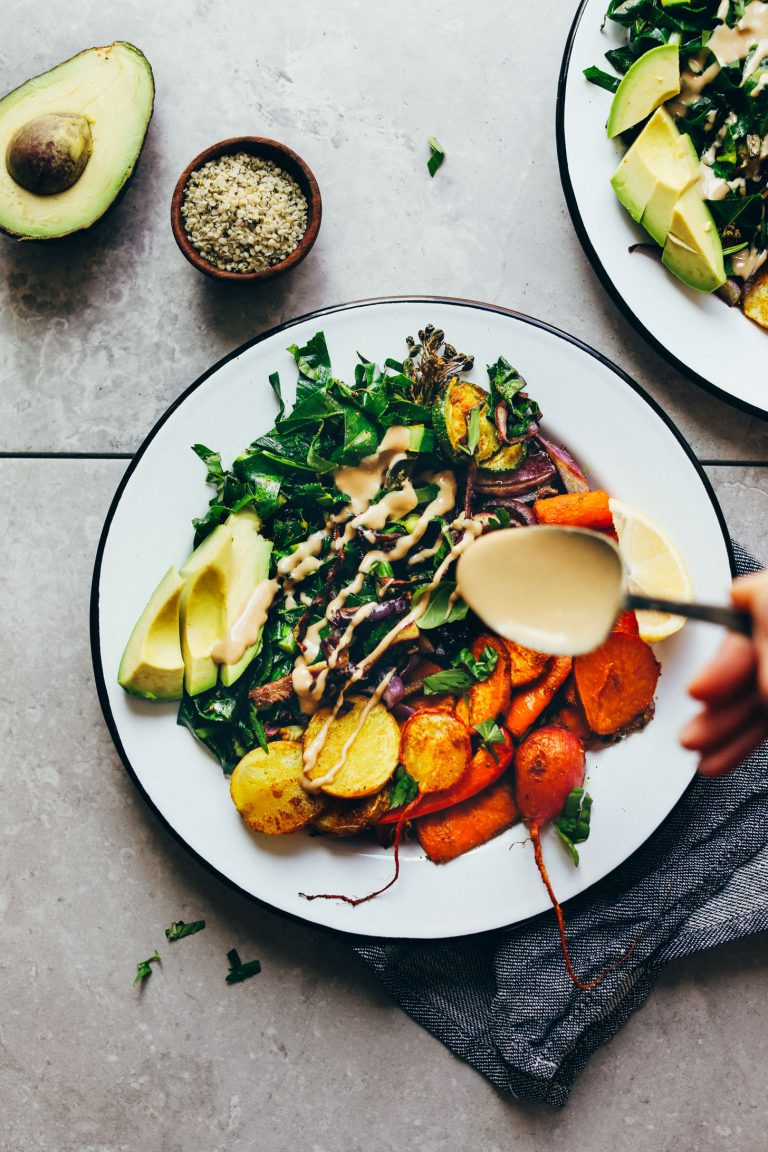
[752,590,768,707]
[696,716,768,777]
[730,570,768,609]
[680,692,764,753]
[687,633,757,703]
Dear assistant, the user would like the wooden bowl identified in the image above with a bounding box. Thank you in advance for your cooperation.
[170,136,321,282]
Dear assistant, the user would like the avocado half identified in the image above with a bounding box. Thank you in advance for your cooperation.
[0,42,154,239]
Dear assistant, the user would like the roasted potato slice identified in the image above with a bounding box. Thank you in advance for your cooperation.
[400,711,471,793]
[312,788,392,837]
[230,740,326,835]
[304,698,400,799]
[743,265,768,330]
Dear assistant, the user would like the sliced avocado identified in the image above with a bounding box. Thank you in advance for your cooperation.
[607,44,680,138]
[118,566,186,701]
[0,42,154,239]
[179,525,234,696]
[610,107,682,221]
[662,186,725,292]
[220,509,274,688]
[641,133,700,245]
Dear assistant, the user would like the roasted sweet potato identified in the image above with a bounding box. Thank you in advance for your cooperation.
[533,490,613,529]
[613,610,639,635]
[230,741,326,834]
[743,264,768,330]
[574,633,660,736]
[454,634,511,726]
[503,639,550,688]
[514,726,586,828]
[506,657,572,738]
[416,778,519,864]
[400,711,471,793]
[378,729,514,824]
[304,698,400,798]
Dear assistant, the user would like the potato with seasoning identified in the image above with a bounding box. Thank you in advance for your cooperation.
[313,789,392,837]
[304,698,400,799]
[400,711,471,793]
[742,264,768,330]
[230,740,326,834]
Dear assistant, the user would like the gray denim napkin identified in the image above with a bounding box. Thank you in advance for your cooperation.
[354,542,768,1106]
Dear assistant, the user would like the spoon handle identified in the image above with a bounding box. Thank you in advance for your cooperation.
[625,593,753,637]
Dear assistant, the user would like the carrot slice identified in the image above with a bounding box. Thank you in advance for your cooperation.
[506,657,572,738]
[502,639,550,688]
[613,610,639,635]
[454,634,511,726]
[533,490,613,529]
[400,711,471,793]
[416,778,519,864]
[574,632,660,735]
[378,729,514,825]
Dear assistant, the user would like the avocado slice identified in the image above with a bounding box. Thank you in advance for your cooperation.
[641,133,700,246]
[118,566,186,701]
[179,526,234,697]
[0,42,154,239]
[662,186,726,293]
[611,107,683,221]
[220,510,274,688]
[607,44,680,139]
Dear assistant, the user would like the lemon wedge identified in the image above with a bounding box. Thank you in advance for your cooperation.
[609,497,693,643]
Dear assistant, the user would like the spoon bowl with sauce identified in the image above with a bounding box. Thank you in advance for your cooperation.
[456,526,751,657]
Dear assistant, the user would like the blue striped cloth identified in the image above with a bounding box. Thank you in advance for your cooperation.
[355,543,768,1106]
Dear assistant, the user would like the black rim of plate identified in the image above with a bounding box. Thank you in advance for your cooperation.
[556,0,768,421]
[89,295,735,942]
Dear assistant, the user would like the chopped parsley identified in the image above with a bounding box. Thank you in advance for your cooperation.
[165,919,206,942]
[427,136,445,177]
[389,765,419,809]
[554,788,593,866]
[226,948,262,984]
[134,950,161,986]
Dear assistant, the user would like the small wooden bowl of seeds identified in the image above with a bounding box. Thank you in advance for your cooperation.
[171,137,321,282]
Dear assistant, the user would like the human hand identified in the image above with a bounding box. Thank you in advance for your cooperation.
[680,570,768,776]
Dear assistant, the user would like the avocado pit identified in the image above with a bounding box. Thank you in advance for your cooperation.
[6,112,92,196]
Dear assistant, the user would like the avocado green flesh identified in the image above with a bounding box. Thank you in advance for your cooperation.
[220,511,272,688]
[662,186,726,292]
[0,42,153,238]
[607,44,680,138]
[179,526,233,696]
[641,134,700,246]
[118,566,185,700]
[611,108,695,226]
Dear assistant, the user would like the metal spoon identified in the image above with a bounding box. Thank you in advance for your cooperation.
[455,526,750,657]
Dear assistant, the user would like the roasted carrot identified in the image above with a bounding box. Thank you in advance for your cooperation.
[455,634,511,726]
[378,729,514,825]
[574,632,660,736]
[613,610,639,636]
[416,778,519,864]
[506,657,572,738]
[533,490,613,529]
[400,711,471,793]
[502,638,550,688]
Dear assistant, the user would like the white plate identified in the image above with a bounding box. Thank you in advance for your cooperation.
[558,2,768,417]
[91,297,733,939]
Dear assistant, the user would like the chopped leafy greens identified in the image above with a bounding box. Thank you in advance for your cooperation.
[414,582,468,629]
[165,920,206,942]
[226,948,262,984]
[389,765,419,809]
[582,65,620,93]
[423,644,499,695]
[427,136,445,177]
[134,950,160,985]
[554,788,593,866]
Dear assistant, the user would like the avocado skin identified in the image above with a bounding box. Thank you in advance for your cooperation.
[0,42,155,240]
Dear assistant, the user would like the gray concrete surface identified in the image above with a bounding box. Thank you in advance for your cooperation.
[1,0,768,1149]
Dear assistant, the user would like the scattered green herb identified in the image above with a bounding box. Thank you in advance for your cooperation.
[473,719,507,762]
[487,507,511,531]
[460,402,482,456]
[427,136,445,177]
[134,950,161,986]
[554,788,593,866]
[389,765,419,809]
[423,644,499,695]
[226,948,262,984]
[165,919,206,942]
[582,65,620,93]
[414,581,468,630]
